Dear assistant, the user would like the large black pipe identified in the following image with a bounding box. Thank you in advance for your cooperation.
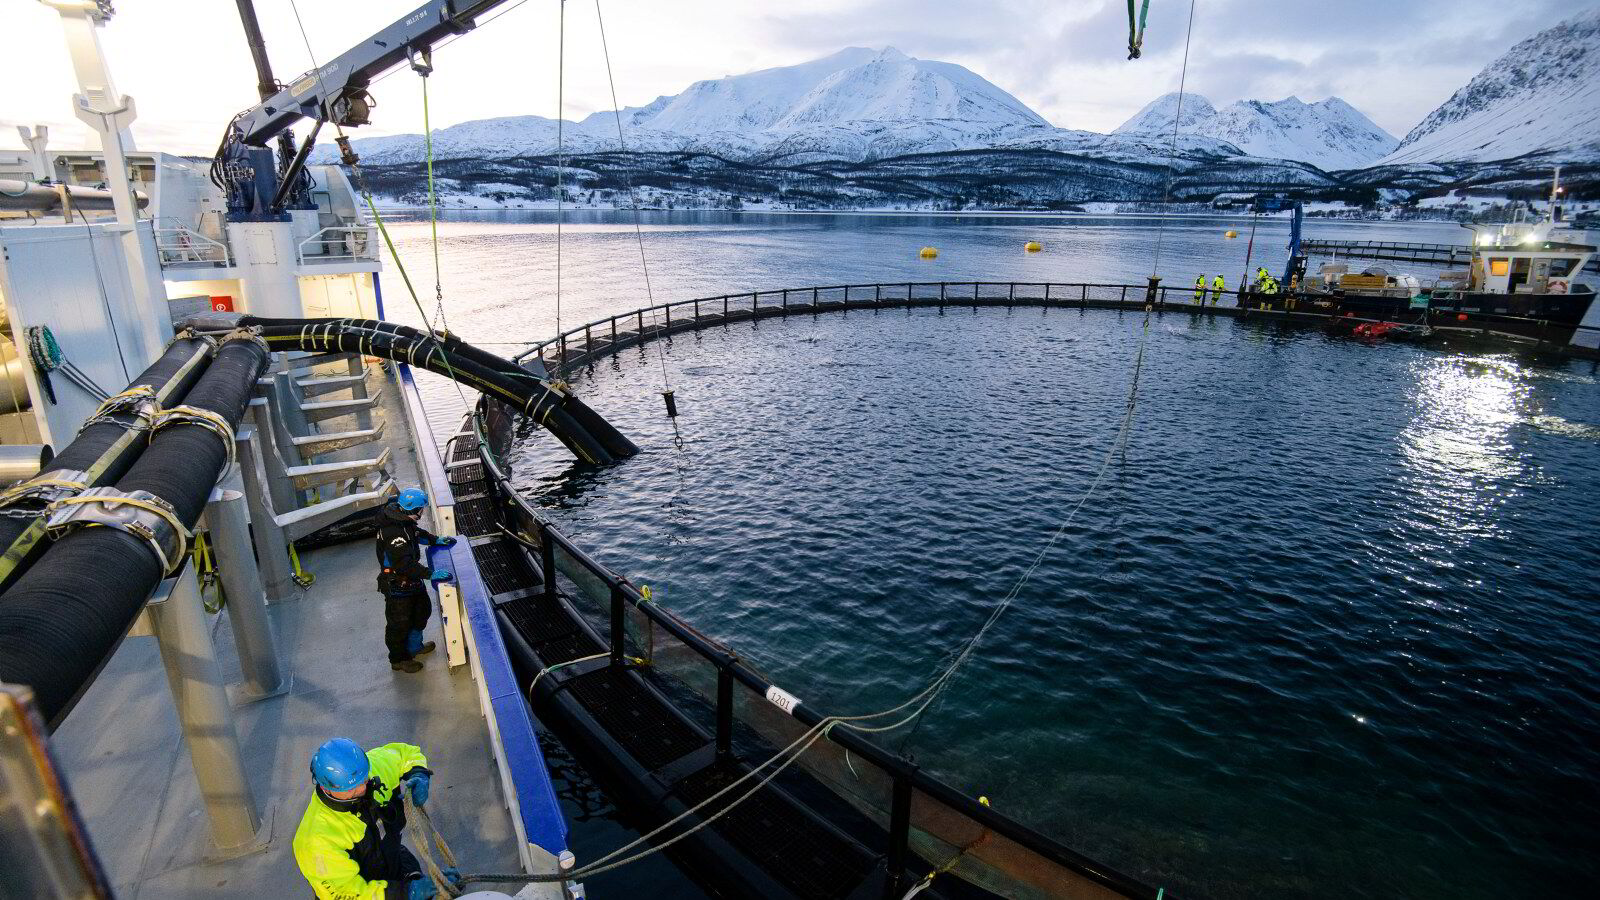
[235,315,640,459]
[233,321,622,464]
[0,336,215,592]
[0,336,268,727]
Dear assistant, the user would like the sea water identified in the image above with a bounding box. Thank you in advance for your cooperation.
[385,211,1598,899]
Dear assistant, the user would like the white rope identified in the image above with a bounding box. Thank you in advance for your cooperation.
[1149,0,1199,278]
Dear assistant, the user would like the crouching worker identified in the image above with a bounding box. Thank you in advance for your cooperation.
[376,488,455,673]
[293,738,461,899]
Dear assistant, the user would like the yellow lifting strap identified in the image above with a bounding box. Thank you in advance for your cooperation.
[288,541,315,588]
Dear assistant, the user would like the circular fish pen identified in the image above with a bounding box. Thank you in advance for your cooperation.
[460,282,1600,899]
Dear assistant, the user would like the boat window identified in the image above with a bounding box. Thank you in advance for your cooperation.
[1488,258,1509,276]
[1548,258,1580,277]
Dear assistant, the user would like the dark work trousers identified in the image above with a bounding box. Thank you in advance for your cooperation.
[383,583,432,663]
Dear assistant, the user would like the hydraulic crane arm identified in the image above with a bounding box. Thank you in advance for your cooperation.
[236,0,513,148]
[217,0,520,220]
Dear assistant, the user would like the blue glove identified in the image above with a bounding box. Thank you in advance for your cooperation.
[429,569,453,584]
[406,875,437,900]
[434,536,457,548]
[441,866,462,888]
[402,771,431,807]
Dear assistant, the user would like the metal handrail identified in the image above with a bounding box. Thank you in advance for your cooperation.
[514,281,1165,364]
[152,218,231,268]
[296,225,379,265]
[470,425,1162,898]
[513,280,1600,371]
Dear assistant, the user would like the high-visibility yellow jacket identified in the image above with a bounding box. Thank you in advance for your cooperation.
[1212,275,1225,290]
[1194,276,1206,297]
[293,742,430,900]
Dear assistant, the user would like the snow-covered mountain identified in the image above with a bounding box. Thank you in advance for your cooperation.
[331,46,1242,169]
[1116,93,1397,170]
[1376,9,1600,166]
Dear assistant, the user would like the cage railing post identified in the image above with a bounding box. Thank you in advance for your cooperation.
[782,289,788,312]
[884,775,913,898]
[610,316,617,345]
[584,325,592,357]
[723,295,729,317]
[637,309,645,337]
[715,665,734,763]
[609,582,626,666]
[539,523,557,602]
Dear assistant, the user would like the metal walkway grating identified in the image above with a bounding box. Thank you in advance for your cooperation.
[500,596,594,654]
[453,496,499,538]
[448,462,485,484]
[565,666,704,772]
[675,762,874,899]
[470,539,537,596]
[450,436,479,463]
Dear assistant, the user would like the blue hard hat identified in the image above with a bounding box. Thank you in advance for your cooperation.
[395,488,427,512]
[310,738,370,792]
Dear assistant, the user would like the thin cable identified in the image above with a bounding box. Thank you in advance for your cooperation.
[1149,0,1199,278]
[594,0,668,389]
[286,0,476,425]
[554,0,567,364]
[422,73,449,334]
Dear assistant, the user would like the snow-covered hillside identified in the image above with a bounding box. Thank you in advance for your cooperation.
[329,46,1241,168]
[1116,93,1397,170]
[1376,9,1600,165]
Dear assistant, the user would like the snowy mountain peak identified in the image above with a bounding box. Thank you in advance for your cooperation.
[1376,9,1600,166]
[1116,93,1396,170]
[1113,93,1218,135]
[771,48,1048,130]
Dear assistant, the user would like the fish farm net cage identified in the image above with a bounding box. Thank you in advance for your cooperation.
[470,399,1155,900]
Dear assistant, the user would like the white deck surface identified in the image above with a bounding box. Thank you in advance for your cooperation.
[49,371,521,899]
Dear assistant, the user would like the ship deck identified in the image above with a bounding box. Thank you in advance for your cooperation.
[47,370,522,899]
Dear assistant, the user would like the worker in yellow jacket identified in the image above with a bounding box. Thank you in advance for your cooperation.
[1210,274,1225,305]
[1194,275,1206,301]
[293,738,459,900]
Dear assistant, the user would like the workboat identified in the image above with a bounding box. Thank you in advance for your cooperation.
[1295,173,1600,348]
[0,4,1161,900]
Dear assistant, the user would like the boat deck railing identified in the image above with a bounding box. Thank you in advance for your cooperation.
[1302,238,1600,274]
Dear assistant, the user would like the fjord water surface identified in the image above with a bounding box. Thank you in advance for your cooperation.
[388,212,1599,898]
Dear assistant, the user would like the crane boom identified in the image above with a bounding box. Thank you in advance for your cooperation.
[218,0,519,219]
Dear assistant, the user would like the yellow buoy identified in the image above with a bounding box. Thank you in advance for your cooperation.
[1224,230,1239,239]
[919,246,939,259]
[1024,241,1042,252]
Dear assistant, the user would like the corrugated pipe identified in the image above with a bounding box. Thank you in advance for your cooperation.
[0,333,267,727]
[0,335,215,592]
[193,314,636,464]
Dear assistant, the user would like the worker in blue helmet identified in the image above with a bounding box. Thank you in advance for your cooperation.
[376,488,455,673]
[293,737,460,899]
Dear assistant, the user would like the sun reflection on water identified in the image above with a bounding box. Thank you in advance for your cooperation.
[1398,354,1537,543]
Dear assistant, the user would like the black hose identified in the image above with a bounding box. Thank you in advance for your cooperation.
[238,316,640,459]
[0,336,214,592]
[252,324,618,464]
[0,336,268,727]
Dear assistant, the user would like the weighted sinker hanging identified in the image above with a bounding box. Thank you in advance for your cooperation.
[185,313,638,465]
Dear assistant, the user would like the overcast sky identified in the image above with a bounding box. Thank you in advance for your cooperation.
[3,0,1593,155]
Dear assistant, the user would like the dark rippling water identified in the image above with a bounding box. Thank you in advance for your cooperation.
[387,212,1600,899]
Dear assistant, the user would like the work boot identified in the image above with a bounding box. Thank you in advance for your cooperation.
[391,659,423,673]
[414,641,437,657]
